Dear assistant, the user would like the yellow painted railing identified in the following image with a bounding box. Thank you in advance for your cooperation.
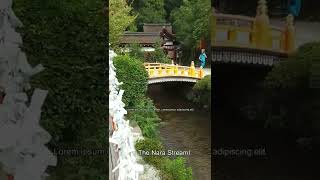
[144,62,205,79]
[211,0,295,54]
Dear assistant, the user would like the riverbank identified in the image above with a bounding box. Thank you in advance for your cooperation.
[132,126,161,180]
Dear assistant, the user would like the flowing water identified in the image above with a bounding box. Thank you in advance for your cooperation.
[147,83,212,180]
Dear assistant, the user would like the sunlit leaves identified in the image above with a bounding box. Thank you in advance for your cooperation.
[109,0,136,46]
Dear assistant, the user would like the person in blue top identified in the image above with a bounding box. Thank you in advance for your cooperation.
[288,0,301,17]
[199,49,207,69]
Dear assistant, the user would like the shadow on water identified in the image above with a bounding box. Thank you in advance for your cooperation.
[213,64,320,180]
[147,82,212,180]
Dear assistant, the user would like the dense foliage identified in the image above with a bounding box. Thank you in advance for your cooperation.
[128,97,160,138]
[163,0,183,20]
[170,0,211,62]
[263,42,320,135]
[135,139,193,180]
[128,0,166,30]
[162,157,193,180]
[127,43,145,61]
[136,0,166,25]
[109,0,136,45]
[135,138,165,167]
[126,40,171,63]
[148,40,171,63]
[113,55,148,107]
[13,0,107,179]
[188,75,212,108]
[113,54,159,138]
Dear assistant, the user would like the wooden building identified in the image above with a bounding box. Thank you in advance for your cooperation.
[120,23,180,63]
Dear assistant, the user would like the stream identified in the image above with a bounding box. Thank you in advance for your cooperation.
[147,83,212,180]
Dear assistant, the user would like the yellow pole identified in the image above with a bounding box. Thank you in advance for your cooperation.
[228,28,237,43]
[147,64,150,77]
[254,0,272,49]
[285,14,295,54]
[199,69,204,78]
[158,64,162,76]
[190,61,195,77]
[150,67,154,77]
[166,65,170,75]
[250,23,256,46]
[181,68,185,76]
[210,7,217,46]
[174,65,178,75]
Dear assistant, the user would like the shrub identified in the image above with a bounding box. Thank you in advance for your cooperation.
[135,139,193,180]
[113,55,148,107]
[265,42,320,89]
[188,75,211,107]
[161,157,193,180]
[128,97,160,138]
[126,39,171,64]
[135,138,165,167]
[127,43,145,61]
[14,0,107,179]
[149,40,171,64]
[263,42,320,135]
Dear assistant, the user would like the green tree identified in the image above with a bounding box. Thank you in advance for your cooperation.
[129,0,183,21]
[109,0,136,46]
[127,43,145,61]
[171,0,210,61]
[164,0,183,20]
[113,55,148,107]
[188,75,211,107]
[149,39,171,63]
[135,0,166,29]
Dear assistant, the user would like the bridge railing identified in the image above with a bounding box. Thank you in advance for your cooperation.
[144,63,204,79]
[215,14,283,50]
[211,0,295,54]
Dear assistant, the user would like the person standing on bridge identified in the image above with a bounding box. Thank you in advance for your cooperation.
[199,49,207,69]
[288,0,301,17]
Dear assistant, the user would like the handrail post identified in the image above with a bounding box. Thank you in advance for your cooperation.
[190,61,196,77]
[166,65,170,75]
[228,21,237,43]
[254,0,272,49]
[199,68,204,78]
[211,7,217,46]
[159,64,162,76]
[181,67,185,76]
[174,65,178,75]
[284,14,295,54]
